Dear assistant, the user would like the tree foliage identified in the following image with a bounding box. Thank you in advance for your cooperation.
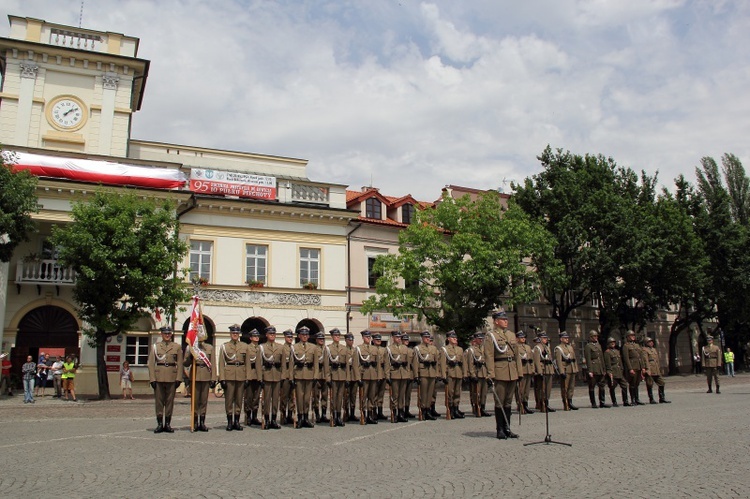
[361,191,558,344]
[51,190,189,398]
[0,151,38,262]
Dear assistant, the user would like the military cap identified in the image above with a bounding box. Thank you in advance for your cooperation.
[329,328,341,335]
[420,331,431,338]
[533,336,541,343]
[249,329,260,337]
[517,331,528,339]
[229,324,242,333]
[559,331,570,338]
[588,330,599,339]
[536,330,548,338]
[265,326,277,334]
[159,326,173,334]
[401,333,410,340]
[706,335,713,341]
[446,330,457,338]
[626,329,636,336]
[345,333,354,340]
[315,332,325,340]
[372,333,382,340]
[492,309,508,319]
[607,337,617,343]
[361,330,371,337]
[283,329,294,337]
[297,326,310,335]
[645,336,654,343]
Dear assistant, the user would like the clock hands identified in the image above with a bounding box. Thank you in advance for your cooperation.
[62,107,78,117]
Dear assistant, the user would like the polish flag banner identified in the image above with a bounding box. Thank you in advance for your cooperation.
[3,151,187,189]
[185,295,211,370]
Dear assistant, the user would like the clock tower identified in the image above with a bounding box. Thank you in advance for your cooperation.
[0,15,149,156]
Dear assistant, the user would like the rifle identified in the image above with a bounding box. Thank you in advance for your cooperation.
[329,383,334,427]
[260,383,265,430]
[388,379,396,423]
[417,380,423,421]
[444,378,452,420]
[359,383,366,425]
[291,384,297,429]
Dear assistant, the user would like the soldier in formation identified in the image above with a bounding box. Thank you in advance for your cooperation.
[555,331,578,411]
[148,326,183,433]
[344,332,359,422]
[312,332,330,424]
[291,326,318,428]
[643,337,670,404]
[353,330,380,424]
[279,329,296,425]
[440,330,465,420]
[466,332,490,417]
[402,333,416,419]
[622,330,646,405]
[604,337,631,407]
[259,326,283,429]
[584,330,609,409]
[183,326,216,432]
[532,331,555,412]
[373,333,389,421]
[385,331,409,422]
[219,324,248,431]
[244,329,263,426]
[515,331,535,414]
[414,331,440,420]
[325,328,349,427]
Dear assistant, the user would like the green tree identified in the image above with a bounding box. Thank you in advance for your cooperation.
[361,191,558,344]
[0,151,38,262]
[51,190,189,399]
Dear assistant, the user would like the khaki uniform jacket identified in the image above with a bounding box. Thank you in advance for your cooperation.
[246,343,263,381]
[439,344,464,379]
[148,340,183,383]
[404,346,416,380]
[376,345,387,380]
[184,342,216,382]
[533,343,555,375]
[315,344,327,381]
[325,342,350,382]
[345,344,356,381]
[290,342,319,381]
[642,346,662,376]
[385,344,409,381]
[518,343,535,376]
[465,345,488,379]
[702,344,722,368]
[353,344,380,381]
[554,343,579,375]
[218,340,249,382]
[485,328,522,381]
[413,344,439,377]
[259,342,284,383]
[281,342,294,380]
[622,341,645,371]
[604,348,625,378]
[584,342,606,375]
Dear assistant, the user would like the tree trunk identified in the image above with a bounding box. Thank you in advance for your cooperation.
[668,319,689,376]
[95,330,111,399]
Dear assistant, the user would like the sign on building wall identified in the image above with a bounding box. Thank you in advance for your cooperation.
[190,168,276,200]
[369,313,410,331]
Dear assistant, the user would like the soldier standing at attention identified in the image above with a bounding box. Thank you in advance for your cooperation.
[279,329,295,425]
[622,330,646,405]
[244,329,263,426]
[702,335,722,394]
[440,330,465,419]
[148,326,183,433]
[353,330,380,424]
[532,331,556,412]
[402,333,416,419]
[385,331,409,422]
[344,332,359,422]
[604,337,630,407]
[584,330,609,409]
[183,327,216,432]
[414,331,440,420]
[466,332,490,417]
[260,326,283,429]
[291,326,318,428]
[643,337,670,404]
[554,331,579,411]
[325,328,349,427]
[219,324,248,431]
[372,333,389,421]
[312,332,330,424]
[515,331,535,414]
[485,309,523,439]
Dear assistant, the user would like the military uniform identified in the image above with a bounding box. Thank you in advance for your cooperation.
[485,310,523,439]
[344,333,359,422]
[325,329,349,427]
[291,326,319,428]
[183,336,216,432]
[402,334,416,419]
[465,333,489,417]
[279,330,296,425]
[702,336,722,394]
[260,326,284,429]
[554,332,579,411]
[148,327,183,433]
[584,330,609,409]
[312,332,330,424]
[243,330,263,426]
[385,332,409,423]
[353,331,380,424]
[373,334,389,421]
[622,331,646,405]
[515,332,535,414]
[604,338,630,407]
[532,332,556,412]
[413,331,440,421]
[643,338,670,404]
[440,331,465,420]
[219,325,249,431]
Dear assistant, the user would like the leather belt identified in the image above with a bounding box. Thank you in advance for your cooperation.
[494,357,515,362]
[156,363,176,367]
[227,362,245,366]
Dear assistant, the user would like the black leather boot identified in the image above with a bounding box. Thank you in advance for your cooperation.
[245,412,251,426]
[226,414,233,431]
[397,408,408,423]
[622,388,631,406]
[568,399,578,410]
[523,402,535,415]
[377,407,387,421]
[270,415,281,429]
[164,417,174,433]
[314,409,322,423]
[296,413,303,429]
[707,380,713,393]
[251,410,262,426]
[320,408,330,423]
[365,410,375,424]
[198,415,209,432]
[599,392,610,408]
[233,414,243,431]
[545,400,556,412]
[456,405,465,417]
[504,407,518,438]
[423,407,436,420]
[405,407,415,418]
[647,387,657,404]
[494,411,507,440]
[305,414,315,428]
[430,404,441,418]
[589,391,598,408]
[658,386,671,403]
[480,404,491,417]
[348,407,359,422]
[716,385,721,394]
[154,417,164,434]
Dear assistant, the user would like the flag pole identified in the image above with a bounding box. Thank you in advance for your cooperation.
[189,283,201,433]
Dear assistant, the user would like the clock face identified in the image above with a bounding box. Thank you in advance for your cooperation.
[49,97,86,130]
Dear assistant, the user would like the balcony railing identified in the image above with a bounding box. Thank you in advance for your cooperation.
[50,28,103,51]
[16,259,76,286]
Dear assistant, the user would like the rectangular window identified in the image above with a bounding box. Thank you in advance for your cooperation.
[368,256,380,288]
[300,248,320,287]
[189,240,213,281]
[126,336,150,366]
[245,244,268,284]
[402,203,414,224]
[365,198,382,219]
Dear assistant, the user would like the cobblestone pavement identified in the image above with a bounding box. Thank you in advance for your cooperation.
[0,374,747,498]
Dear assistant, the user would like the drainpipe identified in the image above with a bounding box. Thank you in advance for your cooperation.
[346,221,363,334]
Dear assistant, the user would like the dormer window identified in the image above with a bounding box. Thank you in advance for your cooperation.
[402,203,414,224]
[366,197,382,219]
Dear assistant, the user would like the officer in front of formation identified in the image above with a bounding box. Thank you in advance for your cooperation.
[554,331,578,411]
[325,328,349,427]
[465,332,489,417]
[515,331,535,414]
[148,326,183,433]
[414,330,440,420]
[183,326,216,432]
[584,330,609,409]
[604,337,630,406]
[244,329,263,426]
[439,330,465,419]
[219,324,248,431]
[259,326,283,429]
[484,309,522,439]
[532,331,555,412]
[622,330,646,405]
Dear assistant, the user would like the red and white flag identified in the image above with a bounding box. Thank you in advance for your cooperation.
[185,295,211,370]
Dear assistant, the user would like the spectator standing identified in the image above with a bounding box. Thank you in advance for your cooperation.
[22,355,36,403]
[35,353,50,398]
[61,355,77,401]
[724,348,735,377]
[120,361,135,399]
[1,353,12,396]
[51,357,64,398]
[693,352,702,375]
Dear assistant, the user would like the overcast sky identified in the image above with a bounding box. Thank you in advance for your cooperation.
[2,0,748,201]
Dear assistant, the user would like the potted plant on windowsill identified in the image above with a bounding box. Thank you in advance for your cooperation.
[191,276,209,287]
[246,279,265,289]
[302,281,318,290]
